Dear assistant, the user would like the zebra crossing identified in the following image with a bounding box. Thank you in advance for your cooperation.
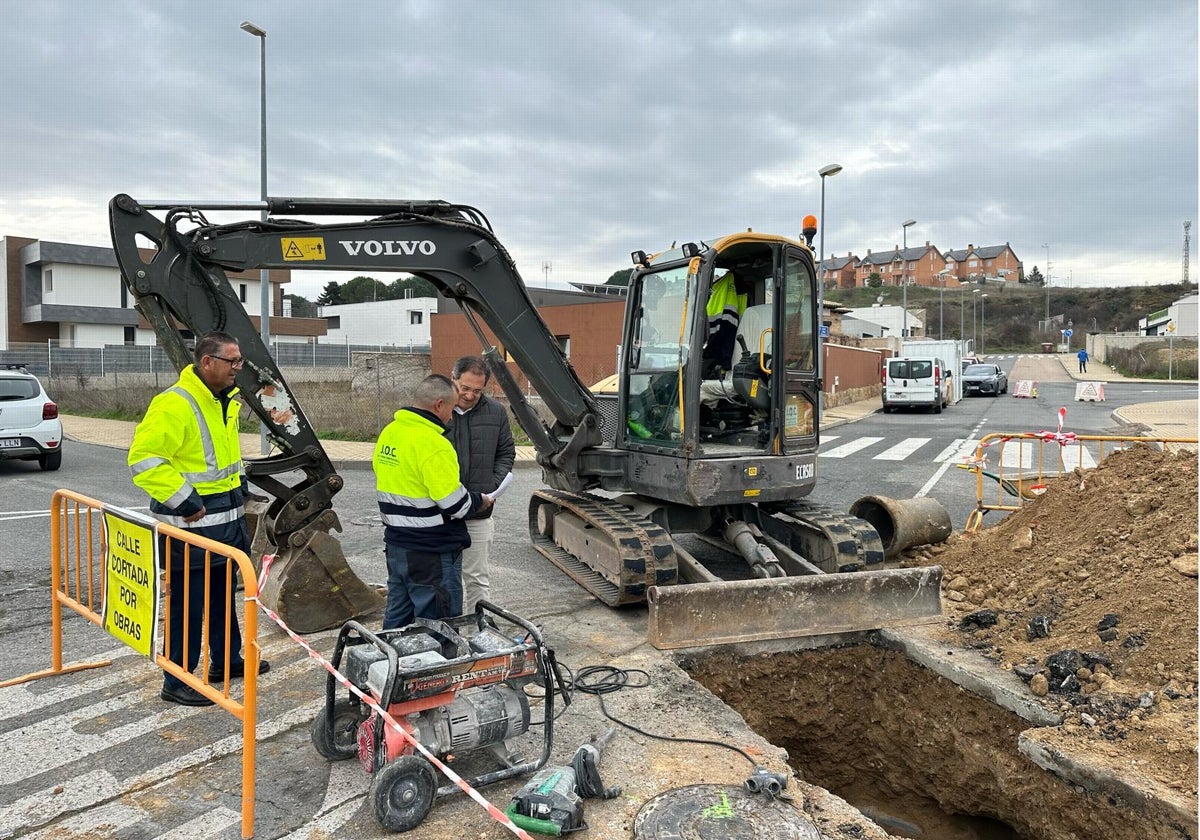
[819,434,1100,469]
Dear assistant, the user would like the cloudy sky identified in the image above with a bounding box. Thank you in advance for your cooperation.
[2,1,1196,297]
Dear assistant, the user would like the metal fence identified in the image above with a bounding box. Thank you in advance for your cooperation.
[0,340,431,378]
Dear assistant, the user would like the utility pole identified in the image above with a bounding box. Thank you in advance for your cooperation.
[901,219,915,338]
[542,261,552,288]
[1042,243,1051,330]
[1184,221,1191,285]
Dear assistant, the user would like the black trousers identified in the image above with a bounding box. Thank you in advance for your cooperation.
[161,556,243,691]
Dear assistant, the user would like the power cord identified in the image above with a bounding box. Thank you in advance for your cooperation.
[523,660,788,800]
[566,663,758,770]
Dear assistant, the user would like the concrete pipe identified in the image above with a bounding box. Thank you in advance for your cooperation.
[849,495,952,560]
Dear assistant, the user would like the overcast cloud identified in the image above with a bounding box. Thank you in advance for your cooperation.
[1,1,1195,297]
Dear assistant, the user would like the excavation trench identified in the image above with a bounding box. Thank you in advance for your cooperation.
[683,638,1194,840]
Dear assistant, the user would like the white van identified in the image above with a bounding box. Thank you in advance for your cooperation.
[882,356,950,414]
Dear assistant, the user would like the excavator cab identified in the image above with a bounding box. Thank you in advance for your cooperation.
[615,234,821,507]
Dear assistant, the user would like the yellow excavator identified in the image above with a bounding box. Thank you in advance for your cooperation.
[109,195,943,645]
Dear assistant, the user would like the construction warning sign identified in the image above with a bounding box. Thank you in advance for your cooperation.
[100,506,161,658]
[281,237,327,261]
[1074,381,1106,402]
[1013,380,1038,398]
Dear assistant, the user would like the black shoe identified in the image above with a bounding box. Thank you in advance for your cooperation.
[161,684,215,707]
[207,659,271,681]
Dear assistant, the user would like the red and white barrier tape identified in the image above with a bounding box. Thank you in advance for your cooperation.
[253,555,533,839]
[962,407,1078,467]
[1033,406,1077,446]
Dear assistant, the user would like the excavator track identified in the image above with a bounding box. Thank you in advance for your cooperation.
[762,501,886,574]
[529,490,678,607]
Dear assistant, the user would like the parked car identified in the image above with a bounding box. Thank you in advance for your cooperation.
[0,365,63,470]
[961,363,1008,397]
[881,356,950,414]
[960,355,980,374]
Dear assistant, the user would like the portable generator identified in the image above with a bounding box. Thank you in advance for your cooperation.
[311,602,568,832]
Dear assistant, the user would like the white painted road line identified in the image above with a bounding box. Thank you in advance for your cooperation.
[0,769,125,837]
[1,655,321,835]
[819,437,884,458]
[874,437,931,461]
[153,807,243,839]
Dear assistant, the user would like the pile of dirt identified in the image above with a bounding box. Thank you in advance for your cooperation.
[910,444,1198,800]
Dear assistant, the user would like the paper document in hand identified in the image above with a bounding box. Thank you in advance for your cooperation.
[491,472,515,499]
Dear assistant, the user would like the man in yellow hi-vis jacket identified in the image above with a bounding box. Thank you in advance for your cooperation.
[129,331,269,706]
[373,375,491,629]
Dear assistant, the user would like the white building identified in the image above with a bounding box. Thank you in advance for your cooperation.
[1,236,323,348]
[843,305,925,339]
[1139,292,1199,337]
[320,297,438,348]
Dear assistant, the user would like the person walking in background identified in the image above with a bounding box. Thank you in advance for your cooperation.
[1077,347,1089,374]
[373,374,492,629]
[447,356,515,614]
[128,331,269,707]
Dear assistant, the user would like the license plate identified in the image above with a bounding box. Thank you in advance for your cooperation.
[0,438,21,448]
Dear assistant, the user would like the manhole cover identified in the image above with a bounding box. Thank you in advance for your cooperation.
[633,784,821,839]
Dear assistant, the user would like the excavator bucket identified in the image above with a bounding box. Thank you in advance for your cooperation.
[646,565,943,650]
[251,510,384,634]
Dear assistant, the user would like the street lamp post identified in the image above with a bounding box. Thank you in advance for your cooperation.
[816,164,842,412]
[241,20,269,454]
[980,293,988,355]
[1042,243,1051,330]
[959,284,966,344]
[818,164,843,290]
[936,268,952,341]
[901,219,915,338]
[973,288,981,351]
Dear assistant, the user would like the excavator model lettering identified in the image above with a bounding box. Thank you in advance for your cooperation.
[109,195,942,643]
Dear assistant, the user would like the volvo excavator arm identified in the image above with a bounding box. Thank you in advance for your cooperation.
[109,195,604,498]
[109,194,605,631]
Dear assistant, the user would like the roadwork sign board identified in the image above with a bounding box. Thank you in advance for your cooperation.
[1074,381,1106,402]
[1013,380,1038,398]
[100,506,161,657]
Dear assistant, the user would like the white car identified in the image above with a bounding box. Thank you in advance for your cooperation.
[0,366,64,470]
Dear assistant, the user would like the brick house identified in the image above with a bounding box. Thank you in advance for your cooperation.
[941,243,1023,284]
[818,253,861,290]
[854,242,949,289]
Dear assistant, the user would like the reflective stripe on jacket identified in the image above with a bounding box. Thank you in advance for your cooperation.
[374,407,481,552]
[703,273,748,372]
[129,364,245,521]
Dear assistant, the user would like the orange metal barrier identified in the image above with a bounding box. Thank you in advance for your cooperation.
[961,433,1198,532]
[0,489,261,839]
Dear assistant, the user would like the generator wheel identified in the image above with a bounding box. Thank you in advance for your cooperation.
[371,754,437,832]
[311,699,366,761]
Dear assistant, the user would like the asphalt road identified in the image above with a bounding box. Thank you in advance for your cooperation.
[810,354,1194,528]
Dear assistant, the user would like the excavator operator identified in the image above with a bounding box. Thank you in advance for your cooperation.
[700,271,753,409]
[701,271,750,379]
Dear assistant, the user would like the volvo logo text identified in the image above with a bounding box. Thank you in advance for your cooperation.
[339,240,436,257]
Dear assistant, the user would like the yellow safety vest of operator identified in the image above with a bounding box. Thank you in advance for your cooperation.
[706,272,748,330]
